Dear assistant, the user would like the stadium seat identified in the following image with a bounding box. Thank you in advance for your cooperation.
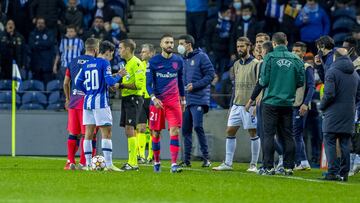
[19,103,44,110]
[46,80,62,92]
[48,91,63,104]
[47,103,64,110]
[0,91,21,105]
[0,80,12,90]
[20,80,45,91]
[22,91,47,106]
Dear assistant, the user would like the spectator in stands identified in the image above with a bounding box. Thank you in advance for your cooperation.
[0,19,27,80]
[93,0,116,23]
[263,0,284,35]
[280,0,302,45]
[314,35,335,82]
[109,16,127,45]
[53,25,84,80]
[60,0,84,36]
[0,2,7,33]
[83,16,110,41]
[106,0,127,20]
[331,0,357,46]
[230,0,242,22]
[64,0,96,29]
[3,0,32,42]
[30,0,66,36]
[185,0,208,48]
[205,6,232,76]
[28,17,56,83]
[342,36,359,62]
[229,3,263,60]
[295,0,330,53]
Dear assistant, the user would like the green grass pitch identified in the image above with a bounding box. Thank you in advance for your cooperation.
[1,156,360,203]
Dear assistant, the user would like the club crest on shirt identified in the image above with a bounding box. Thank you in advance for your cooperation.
[191,60,195,66]
[172,62,178,69]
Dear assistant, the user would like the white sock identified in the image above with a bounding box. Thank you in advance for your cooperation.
[278,155,284,166]
[102,139,113,167]
[250,136,260,165]
[84,139,93,167]
[301,160,310,167]
[225,137,236,166]
[354,154,360,165]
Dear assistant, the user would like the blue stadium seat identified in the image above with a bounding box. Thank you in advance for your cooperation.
[48,91,62,104]
[0,91,21,105]
[46,80,62,92]
[20,80,45,91]
[0,80,12,90]
[22,91,47,106]
[47,103,64,110]
[0,103,12,110]
[19,103,44,110]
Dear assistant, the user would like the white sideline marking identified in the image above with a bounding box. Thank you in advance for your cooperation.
[15,156,355,185]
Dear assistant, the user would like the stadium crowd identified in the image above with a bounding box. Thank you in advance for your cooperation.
[1,0,360,180]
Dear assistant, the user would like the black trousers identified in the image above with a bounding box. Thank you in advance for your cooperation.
[324,133,351,176]
[186,11,207,48]
[262,103,295,169]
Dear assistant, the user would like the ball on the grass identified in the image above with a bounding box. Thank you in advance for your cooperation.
[91,155,106,171]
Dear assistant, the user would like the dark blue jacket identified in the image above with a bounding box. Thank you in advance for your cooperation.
[316,49,335,82]
[185,0,208,12]
[320,56,360,134]
[28,28,56,72]
[183,48,215,108]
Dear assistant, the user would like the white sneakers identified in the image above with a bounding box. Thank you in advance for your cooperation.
[247,164,258,173]
[212,163,233,171]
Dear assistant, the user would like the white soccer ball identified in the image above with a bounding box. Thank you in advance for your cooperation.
[91,155,106,171]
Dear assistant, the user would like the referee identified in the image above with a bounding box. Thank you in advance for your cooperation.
[118,39,146,171]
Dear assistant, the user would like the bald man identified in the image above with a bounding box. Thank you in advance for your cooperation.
[319,48,360,181]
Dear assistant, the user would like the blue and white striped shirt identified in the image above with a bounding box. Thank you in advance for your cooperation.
[265,0,284,22]
[59,37,84,68]
[75,57,122,109]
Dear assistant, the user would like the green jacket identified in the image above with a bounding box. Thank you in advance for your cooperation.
[259,45,305,106]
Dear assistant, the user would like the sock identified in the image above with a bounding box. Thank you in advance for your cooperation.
[92,138,97,157]
[147,135,153,160]
[170,135,180,165]
[83,139,93,167]
[102,139,113,167]
[354,154,360,165]
[79,137,86,165]
[152,136,161,163]
[278,155,284,166]
[137,133,147,159]
[301,160,310,167]
[128,137,138,166]
[75,137,80,154]
[67,135,77,164]
[225,137,236,166]
[250,136,260,166]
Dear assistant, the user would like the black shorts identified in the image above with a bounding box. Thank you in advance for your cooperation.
[120,95,142,127]
[138,98,150,124]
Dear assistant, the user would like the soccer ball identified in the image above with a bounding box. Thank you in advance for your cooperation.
[91,155,106,171]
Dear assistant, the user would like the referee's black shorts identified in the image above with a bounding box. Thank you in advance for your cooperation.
[120,95,142,127]
[138,98,150,124]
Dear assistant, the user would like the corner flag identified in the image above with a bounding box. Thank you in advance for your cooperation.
[11,60,21,157]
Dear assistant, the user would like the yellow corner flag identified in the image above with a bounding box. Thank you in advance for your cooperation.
[12,60,21,157]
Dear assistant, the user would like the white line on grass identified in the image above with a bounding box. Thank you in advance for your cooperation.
[18,156,354,185]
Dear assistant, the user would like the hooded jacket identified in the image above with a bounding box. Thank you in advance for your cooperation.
[320,56,360,134]
[183,48,215,108]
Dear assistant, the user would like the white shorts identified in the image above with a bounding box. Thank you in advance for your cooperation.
[227,105,257,129]
[83,107,113,126]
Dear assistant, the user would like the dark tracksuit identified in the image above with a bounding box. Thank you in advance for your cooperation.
[293,64,315,164]
[182,48,215,163]
[320,56,360,178]
[259,45,305,170]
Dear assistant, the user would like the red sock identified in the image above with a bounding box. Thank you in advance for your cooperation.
[152,136,161,163]
[79,137,86,165]
[170,135,180,165]
[67,135,77,164]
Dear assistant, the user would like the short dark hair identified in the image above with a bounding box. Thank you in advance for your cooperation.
[66,24,77,31]
[343,36,358,49]
[256,33,270,41]
[160,33,173,41]
[219,5,230,13]
[141,43,155,53]
[178,34,195,47]
[293,41,307,52]
[94,16,104,21]
[85,38,99,51]
[99,40,115,54]
[262,41,273,54]
[272,32,287,45]
[120,39,136,53]
[315,36,335,50]
[241,3,253,11]
[237,36,252,46]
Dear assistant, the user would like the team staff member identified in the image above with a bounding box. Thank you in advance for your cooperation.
[178,34,215,168]
[118,39,146,171]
